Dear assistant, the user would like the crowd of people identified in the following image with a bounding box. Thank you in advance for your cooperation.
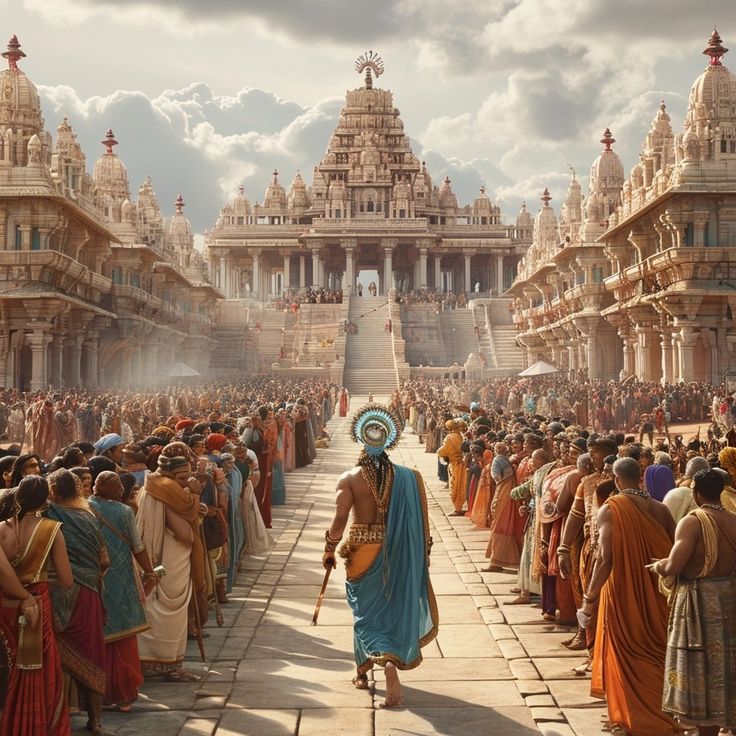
[273,289,344,311]
[399,375,736,735]
[0,377,338,735]
[394,289,468,310]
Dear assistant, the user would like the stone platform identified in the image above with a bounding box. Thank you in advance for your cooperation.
[90,404,605,736]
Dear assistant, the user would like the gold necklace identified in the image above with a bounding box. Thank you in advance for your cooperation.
[357,450,394,526]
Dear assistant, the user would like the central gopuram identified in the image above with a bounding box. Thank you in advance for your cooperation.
[205,53,532,300]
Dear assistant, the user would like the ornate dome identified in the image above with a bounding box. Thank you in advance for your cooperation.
[686,30,736,136]
[93,129,130,203]
[473,185,493,215]
[534,188,559,254]
[589,128,625,192]
[263,169,287,209]
[169,194,192,238]
[233,185,251,217]
[0,36,43,134]
[516,201,534,229]
[438,176,458,210]
[287,170,310,211]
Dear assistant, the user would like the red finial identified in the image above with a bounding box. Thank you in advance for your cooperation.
[704,28,728,66]
[2,35,25,72]
[175,194,185,214]
[601,128,615,151]
[102,129,118,154]
[541,188,552,206]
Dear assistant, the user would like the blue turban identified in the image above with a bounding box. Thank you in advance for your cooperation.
[94,433,124,455]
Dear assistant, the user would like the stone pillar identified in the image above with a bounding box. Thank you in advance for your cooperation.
[464,252,472,294]
[344,245,354,293]
[634,324,656,381]
[27,330,50,391]
[219,257,226,292]
[382,244,394,295]
[63,336,83,387]
[496,255,504,295]
[299,255,306,289]
[82,337,98,386]
[311,249,320,289]
[283,253,291,292]
[677,326,699,383]
[252,250,260,297]
[567,343,578,371]
[48,335,63,387]
[419,248,428,289]
[660,330,673,384]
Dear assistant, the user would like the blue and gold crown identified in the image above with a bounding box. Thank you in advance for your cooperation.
[350,403,401,456]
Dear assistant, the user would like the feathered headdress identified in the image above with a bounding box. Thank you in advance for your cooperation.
[349,403,401,456]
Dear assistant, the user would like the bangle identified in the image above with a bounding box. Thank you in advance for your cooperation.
[324,530,341,552]
[583,593,597,604]
[539,539,549,549]
[569,508,585,520]
[557,544,570,556]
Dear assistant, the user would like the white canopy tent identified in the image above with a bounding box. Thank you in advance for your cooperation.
[162,361,201,378]
[518,360,560,377]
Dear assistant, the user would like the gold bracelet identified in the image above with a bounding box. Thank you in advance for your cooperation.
[324,529,341,552]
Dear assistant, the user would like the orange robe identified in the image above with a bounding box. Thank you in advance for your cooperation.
[469,462,494,528]
[590,495,676,736]
[437,431,466,513]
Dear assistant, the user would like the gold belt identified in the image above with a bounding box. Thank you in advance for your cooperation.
[345,523,384,545]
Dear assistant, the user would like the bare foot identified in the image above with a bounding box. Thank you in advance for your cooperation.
[380,662,404,708]
[562,628,587,650]
[505,594,531,605]
[482,565,504,573]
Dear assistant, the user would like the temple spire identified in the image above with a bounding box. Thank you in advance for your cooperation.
[175,194,185,214]
[102,129,118,155]
[601,128,615,152]
[704,28,728,66]
[2,35,25,72]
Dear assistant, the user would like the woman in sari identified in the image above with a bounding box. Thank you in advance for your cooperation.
[271,412,286,506]
[483,453,521,571]
[283,409,295,473]
[220,454,245,592]
[294,402,310,468]
[88,472,157,712]
[0,475,73,736]
[45,469,109,736]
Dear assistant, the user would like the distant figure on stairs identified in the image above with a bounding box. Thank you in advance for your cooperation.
[369,281,377,296]
[357,281,364,297]
[384,318,392,333]
[338,388,350,417]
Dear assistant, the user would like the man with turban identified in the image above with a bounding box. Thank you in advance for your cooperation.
[437,419,468,516]
[136,443,206,681]
[93,433,125,469]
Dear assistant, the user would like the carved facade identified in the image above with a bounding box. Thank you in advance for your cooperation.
[205,56,532,300]
[0,36,219,390]
[511,30,736,384]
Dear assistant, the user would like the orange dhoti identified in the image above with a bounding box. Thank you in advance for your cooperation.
[590,495,677,736]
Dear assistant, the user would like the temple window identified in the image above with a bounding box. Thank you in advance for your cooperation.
[111,268,123,285]
[335,209,342,218]
[399,209,406,218]
[14,225,21,250]
[31,227,40,251]
[684,223,694,246]
[237,216,244,225]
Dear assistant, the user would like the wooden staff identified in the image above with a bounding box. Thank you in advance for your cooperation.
[311,560,334,626]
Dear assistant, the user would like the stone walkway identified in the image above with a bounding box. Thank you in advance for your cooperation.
[90,406,605,736]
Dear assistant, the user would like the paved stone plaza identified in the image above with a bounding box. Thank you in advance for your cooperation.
[93,404,604,736]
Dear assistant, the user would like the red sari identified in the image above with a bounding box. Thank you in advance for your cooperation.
[0,519,70,736]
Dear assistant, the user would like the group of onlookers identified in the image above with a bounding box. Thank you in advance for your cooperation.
[399,378,736,735]
[0,377,338,735]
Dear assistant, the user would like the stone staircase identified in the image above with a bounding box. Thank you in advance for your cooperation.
[473,304,494,365]
[490,324,524,373]
[343,296,399,395]
[440,309,477,365]
[209,327,246,374]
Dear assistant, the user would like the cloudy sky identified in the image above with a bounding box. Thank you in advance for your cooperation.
[2,1,733,240]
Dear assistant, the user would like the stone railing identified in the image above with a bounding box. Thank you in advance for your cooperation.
[318,217,429,229]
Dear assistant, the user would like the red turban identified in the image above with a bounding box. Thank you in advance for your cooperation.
[206,433,228,452]
[175,418,196,432]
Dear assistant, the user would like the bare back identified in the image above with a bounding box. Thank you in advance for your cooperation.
[679,509,736,580]
[339,467,379,525]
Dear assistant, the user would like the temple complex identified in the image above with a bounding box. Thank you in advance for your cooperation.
[204,53,530,300]
[2,28,736,391]
[510,29,736,384]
